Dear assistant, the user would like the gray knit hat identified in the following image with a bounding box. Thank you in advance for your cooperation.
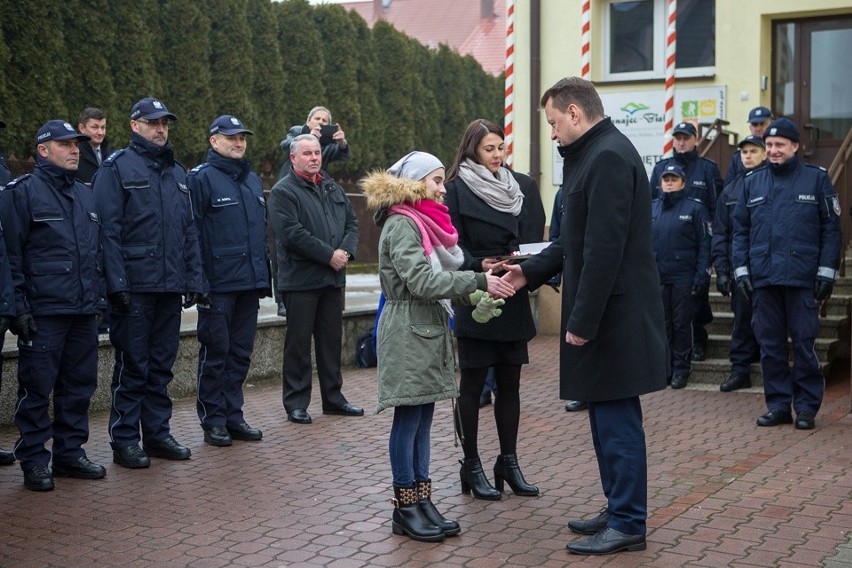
[387,151,443,181]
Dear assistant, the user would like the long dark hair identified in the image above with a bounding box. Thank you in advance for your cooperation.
[446,119,505,181]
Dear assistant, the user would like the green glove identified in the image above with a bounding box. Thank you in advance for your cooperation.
[471,292,505,324]
[469,289,486,305]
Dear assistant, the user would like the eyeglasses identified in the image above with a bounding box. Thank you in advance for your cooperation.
[136,118,171,128]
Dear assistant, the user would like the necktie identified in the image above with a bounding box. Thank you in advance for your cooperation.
[96,146,102,164]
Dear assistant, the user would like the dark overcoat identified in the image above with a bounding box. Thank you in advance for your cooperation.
[521,118,667,402]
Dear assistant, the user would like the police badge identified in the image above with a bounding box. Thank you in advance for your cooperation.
[831,196,841,217]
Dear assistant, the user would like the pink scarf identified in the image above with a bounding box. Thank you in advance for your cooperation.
[388,200,457,257]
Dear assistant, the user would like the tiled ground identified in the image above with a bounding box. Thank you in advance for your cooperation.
[0,334,849,567]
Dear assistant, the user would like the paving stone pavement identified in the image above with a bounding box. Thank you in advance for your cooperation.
[0,334,849,568]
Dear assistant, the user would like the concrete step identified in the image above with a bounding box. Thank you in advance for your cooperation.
[701,333,835,361]
[706,290,851,317]
[689,358,763,388]
[705,312,848,339]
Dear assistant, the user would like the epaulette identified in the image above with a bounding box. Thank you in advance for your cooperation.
[699,156,719,166]
[803,163,828,172]
[688,197,704,205]
[188,163,209,176]
[744,164,768,177]
[5,173,31,188]
[101,148,125,166]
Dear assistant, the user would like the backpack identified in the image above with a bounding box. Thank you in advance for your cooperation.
[356,327,377,368]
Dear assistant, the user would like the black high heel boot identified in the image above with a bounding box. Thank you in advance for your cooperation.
[493,454,539,496]
[416,479,461,536]
[391,484,445,542]
[459,457,501,501]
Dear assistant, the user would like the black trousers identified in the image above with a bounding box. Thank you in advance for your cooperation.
[281,286,348,413]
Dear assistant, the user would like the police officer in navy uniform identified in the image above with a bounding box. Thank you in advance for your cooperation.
[712,135,766,392]
[189,115,269,447]
[94,98,205,468]
[723,106,774,186]
[732,118,842,430]
[0,118,10,186]
[0,120,106,491]
[0,189,16,467]
[650,122,722,362]
[651,164,711,389]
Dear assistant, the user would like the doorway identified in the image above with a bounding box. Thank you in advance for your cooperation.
[773,16,852,167]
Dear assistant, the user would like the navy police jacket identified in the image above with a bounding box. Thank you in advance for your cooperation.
[0,160,103,316]
[651,190,711,287]
[0,225,14,318]
[650,150,722,219]
[93,134,204,295]
[188,150,270,293]
[0,156,10,186]
[732,156,842,289]
[711,163,767,277]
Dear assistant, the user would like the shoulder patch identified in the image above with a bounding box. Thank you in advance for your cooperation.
[101,148,125,166]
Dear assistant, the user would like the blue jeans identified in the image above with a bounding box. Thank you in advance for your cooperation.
[389,403,434,486]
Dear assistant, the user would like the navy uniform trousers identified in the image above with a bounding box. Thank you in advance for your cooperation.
[196,291,259,429]
[14,315,98,468]
[660,284,696,376]
[751,286,823,416]
[588,396,647,536]
[108,292,182,446]
[281,285,348,413]
[729,288,760,375]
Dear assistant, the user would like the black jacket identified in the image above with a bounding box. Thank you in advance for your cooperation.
[267,170,359,292]
[445,177,536,344]
[76,139,110,186]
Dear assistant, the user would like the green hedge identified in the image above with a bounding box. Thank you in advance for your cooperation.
[0,0,504,177]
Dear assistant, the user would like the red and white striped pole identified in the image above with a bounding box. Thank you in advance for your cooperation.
[580,0,591,80]
[663,0,677,157]
[504,0,515,167]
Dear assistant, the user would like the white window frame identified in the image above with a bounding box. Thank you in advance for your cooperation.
[601,0,715,81]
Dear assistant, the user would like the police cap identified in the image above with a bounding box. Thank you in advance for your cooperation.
[209,115,253,136]
[35,120,91,144]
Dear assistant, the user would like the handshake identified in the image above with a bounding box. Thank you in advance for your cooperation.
[469,290,505,324]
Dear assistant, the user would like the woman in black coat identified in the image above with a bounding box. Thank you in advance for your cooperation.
[445,119,538,500]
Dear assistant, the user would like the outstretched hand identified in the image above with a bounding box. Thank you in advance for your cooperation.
[501,263,528,291]
[484,269,515,299]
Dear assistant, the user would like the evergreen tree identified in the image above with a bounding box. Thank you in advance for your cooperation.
[60,0,118,128]
[347,10,385,171]
[206,0,255,130]
[313,3,360,178]
[158,0,215,166]
[410,39,442,164]
[274,0,325,135]
[432,44,470,164]
[105,0,164,150]
[0,0,71,158]
[246,0,286,165]
[372,21,416,166]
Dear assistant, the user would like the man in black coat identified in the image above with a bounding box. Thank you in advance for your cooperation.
[504,77,667,556]
[75,108,109,186]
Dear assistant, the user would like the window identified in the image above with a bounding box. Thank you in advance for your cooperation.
[603,0,715,81]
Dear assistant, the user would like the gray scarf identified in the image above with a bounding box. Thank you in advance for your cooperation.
[457,159,523,215]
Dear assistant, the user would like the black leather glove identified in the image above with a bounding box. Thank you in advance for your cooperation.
[182,292,210,309]
[691,284,708,297]
[0,316,10,336]
[109,291,131,313]
[715,272,731,297]
[814,279,833,302]
[11,313,37,344]
[736,277,754,302]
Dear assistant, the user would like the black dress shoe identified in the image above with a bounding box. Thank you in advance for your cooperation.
[227,422,263,441]
[287,409,312,424]
[568,508,611,535]
[564,400,588,412]
[203,426,233,447]
[795,413,815,430]
[144,435,191,460]
[323,403,364,417]
[756,409,793,427]
[53,456,106,479]
[567,526,646,555]
[691,345,706,362]
[720,373,751,392]
[0,448,15,466]
[670,373,689,389]
[23,465,54,492]
[112,444,151,469]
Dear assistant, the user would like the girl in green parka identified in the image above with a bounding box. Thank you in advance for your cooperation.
[360,151,514,543]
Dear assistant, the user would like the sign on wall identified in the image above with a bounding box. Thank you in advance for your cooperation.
[552,86,727,184]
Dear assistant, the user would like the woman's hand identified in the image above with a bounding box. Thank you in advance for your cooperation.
[481,257,507,273]
[484,269,515,299]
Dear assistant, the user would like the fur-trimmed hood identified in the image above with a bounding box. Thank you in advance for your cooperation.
[359,170,433,225]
